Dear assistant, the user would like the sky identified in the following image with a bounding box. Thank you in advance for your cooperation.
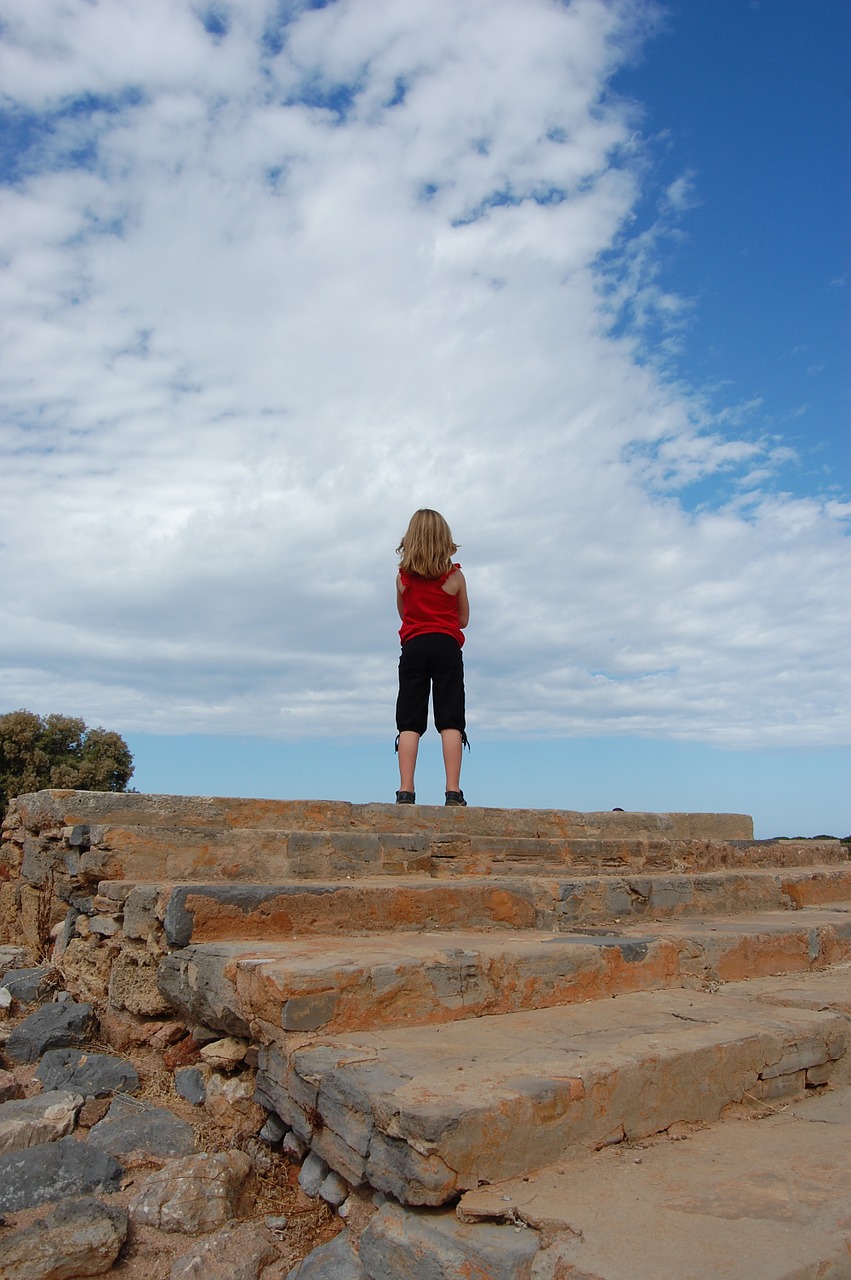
[0,0,848,837]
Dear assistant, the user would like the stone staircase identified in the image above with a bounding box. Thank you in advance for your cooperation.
[2,790,850,1277]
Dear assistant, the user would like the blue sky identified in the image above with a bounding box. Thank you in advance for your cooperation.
[612,0,849,501]
[0,0,848,837]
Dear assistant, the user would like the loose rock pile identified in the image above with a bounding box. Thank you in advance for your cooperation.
[0,954,349,1280]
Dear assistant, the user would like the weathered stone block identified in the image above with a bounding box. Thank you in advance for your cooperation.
[36,1047,140,1098]
[110,944,172,1017]
[358,1203,541,1280]
[170,1221,282,1280]
[88,1095,196,1159]
[0,1136,124,1213]
[286,1231,368,1280]
[5,1000,95,1064]
[0,1090,82,1154]
[0,1195,128,1280]
[129,1150,252,1234]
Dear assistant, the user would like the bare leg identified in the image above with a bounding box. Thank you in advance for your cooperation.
[397,731,420,793]
[440,729,463,792]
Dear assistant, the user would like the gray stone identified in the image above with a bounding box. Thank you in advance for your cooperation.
[129,1150,252,1234]
[0,1136,124,1213]
[169,1220,282,1280]
[175,1066,208,1106]
[358,1203,541,1280]
[0,1089,82,1154]
[318,1170,350,1207]
[88,1095,196,1159]
[282,1130,309,1160]
[36,1048,140,1098]
[158,945,251,1038]
[298,1149,329,1197]
[286,1232,369,1279]
[282,991,339,1032]
[0,1195,128,1280]
[0,966,57,1004]
[0,946,26,971]
[5,1001,95,1064]
[89,915,120,937]
[55,908,80,957]
[122,884,160,939]
[259,1112,287,1144]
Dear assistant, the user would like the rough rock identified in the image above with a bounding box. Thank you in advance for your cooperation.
[259,1113,287,1144]
[282,1130,309,1160]
[87,1095,196,1160]
[35,1047,140,1098]
[4,1002,95,1064]
[0,1195,128,1280]
[298,1150,329,1197]
[174,1066,208,1106]
[57,938,113,1005]
[0,966,57,1003]
[358,1203,541,1280]
[286,1232,367,1279]
[199,1036,250,1070]
[204,1072,262,1127]
[129,1149,252,1234]
[0,1089,82,1154]
[0,1135,124,1213]
[108,944,173,1017]
[169,1220,282,1280]
[318,1170,350,1208]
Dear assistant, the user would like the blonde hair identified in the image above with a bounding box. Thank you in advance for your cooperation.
[397,509,458,579]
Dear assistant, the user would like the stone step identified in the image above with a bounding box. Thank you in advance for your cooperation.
[253,983,849,1206]
[99,865,851,947]
[157,906,851,1042]
[353,1075,851,1280]
[17,789,756,840]
[66,824,846,886]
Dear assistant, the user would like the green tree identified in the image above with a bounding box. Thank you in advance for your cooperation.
[0,709,134,815]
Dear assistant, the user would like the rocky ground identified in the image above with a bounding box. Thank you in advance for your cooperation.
[0,957,356,1280]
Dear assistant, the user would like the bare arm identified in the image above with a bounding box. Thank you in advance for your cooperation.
[443,568,470,628]
[456,574,470,629]
[396,572,405,622]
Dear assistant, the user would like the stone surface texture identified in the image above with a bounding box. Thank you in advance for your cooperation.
[5,1002,95,1064]
[0,1089,82,1154]
[87,1095,196,1159]
[35,1047,140,1098]
[169,1220,283,1280]
[129,1149,252,1233]
[0,1196,129,1280]
[0,1136,124,1213]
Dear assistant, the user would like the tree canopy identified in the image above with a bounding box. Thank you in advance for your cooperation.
[0,709,134,815]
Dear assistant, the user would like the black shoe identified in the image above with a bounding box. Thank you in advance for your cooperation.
[396,790,415,804]
[445,790,467,806]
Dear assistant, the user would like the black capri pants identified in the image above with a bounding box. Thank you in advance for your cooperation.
[395,633,466,737]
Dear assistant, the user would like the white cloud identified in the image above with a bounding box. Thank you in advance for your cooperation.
[0,0,848,750]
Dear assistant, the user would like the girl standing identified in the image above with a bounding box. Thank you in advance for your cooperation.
[395,509,469,805]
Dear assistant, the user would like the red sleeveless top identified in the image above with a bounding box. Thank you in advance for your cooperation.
[398,565,464,647]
